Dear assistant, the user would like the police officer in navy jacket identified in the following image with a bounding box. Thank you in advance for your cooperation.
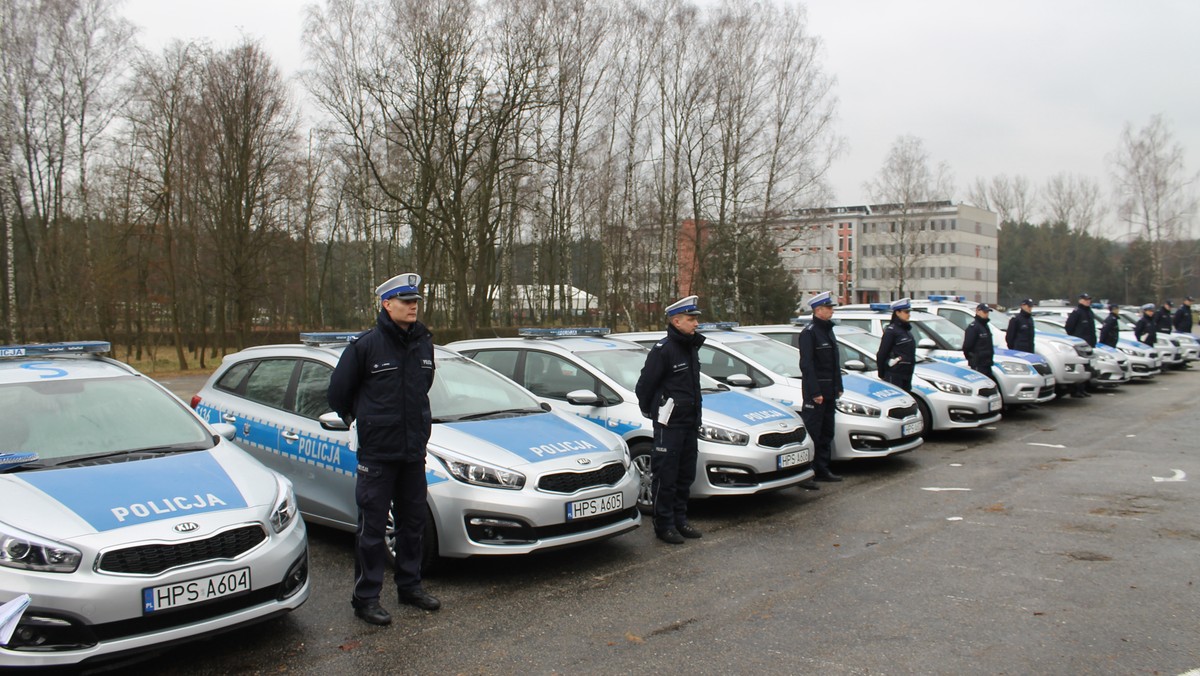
[1173,296,1194,334]
[1134,303,1158,347]
[329,273,439,625]
[1154,300,1175,334]
[962,303,995,379]
[635,295,706,545]
[877,298,916,392]
[1099,304,1121,348]
[798,291,844,482]
[1006,298,1036,353]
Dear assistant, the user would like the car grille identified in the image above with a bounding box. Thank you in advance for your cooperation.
[538,463,626,494]
[1032,362,1052,375]
[97,525,267,575]
[887,403,919,420]
[757,428,808,448]
[977,386,998,397]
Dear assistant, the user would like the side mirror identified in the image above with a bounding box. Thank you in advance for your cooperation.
[726,373,754,387]
[844,359,866,372]
[539,401,552,412]
[211,422,237,441]
[565,389,601,406]
[917,338,936,349]
[319,412,350,431]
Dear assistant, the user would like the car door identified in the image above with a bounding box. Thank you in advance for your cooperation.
[520,350,617,428]
[212,358,292,476]
[284,359,357,526]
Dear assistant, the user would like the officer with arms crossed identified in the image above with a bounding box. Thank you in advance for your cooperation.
[1006,298,1036,353]
[1172,296,1194,335]
[1064,292,1097,398]
[962,303,995,380]
[798,292,844,483]
[877,298,916,392]
[328,273,440,626]
[1134,303,1158,347]
[635,295,706,545]
[1099,303,1122,348]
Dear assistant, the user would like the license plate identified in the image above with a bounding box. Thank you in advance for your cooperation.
[143,567,251,614]
[903,420,923,436]
[777,447,813,468]
[988,397,1002,412]
[566,492,622,520]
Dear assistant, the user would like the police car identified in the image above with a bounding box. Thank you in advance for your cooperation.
[0,342,309,669]
[742,323,1002,434]
[613,325,924,461]
[1030,308,1164,378]
[1019,316,1132,386]
[191,334,641,565]
[832,307,1056,407]
[898,298,1093,397]
[448,329,815,511]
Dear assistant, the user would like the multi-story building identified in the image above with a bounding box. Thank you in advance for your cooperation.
[770,201,999,306]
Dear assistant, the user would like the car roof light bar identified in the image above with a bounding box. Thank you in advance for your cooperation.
[697,322,740,330]
[926,295,966,303]
[517,327,611,338]
[299,332,359,346]
[0,341,111,357]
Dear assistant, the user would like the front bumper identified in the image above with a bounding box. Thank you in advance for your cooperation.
[1090,358,1130,385]
[697,434,815,496]
[996,371,1056,405]
[921,390,1002,431]
[832,411,924,460]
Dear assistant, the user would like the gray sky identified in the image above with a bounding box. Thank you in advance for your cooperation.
[124,0,1199,230]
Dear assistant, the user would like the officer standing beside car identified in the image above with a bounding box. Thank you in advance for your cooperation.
[1006,298,1036,353]
[876,298,916,392]
[328,273,440,626]
[635,295,706,545]
[1099,303,1122,348]
[1172,296,1194,335]
[1155,300,1175,335]
[962,303,995,380]
[1135,303,1158,347]
[797,291,844,483]
[1064,292,1097,398]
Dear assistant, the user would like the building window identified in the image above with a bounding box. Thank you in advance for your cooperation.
[951,219,957,229]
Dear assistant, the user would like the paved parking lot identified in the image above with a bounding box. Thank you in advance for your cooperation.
[142,371,1200,675]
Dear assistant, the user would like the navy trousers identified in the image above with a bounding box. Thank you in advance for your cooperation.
[651,425,699,533]
[352,458,427,606]
[801,399,837,476]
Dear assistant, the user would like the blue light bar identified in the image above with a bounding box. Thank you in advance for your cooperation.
[0,452,39,468]
[868,303,892,312]
[517,327,611,338]
[299,332,360,346]
[697,322,740,330]
[0,341,111,357]
[927,295,966,303]
[789,317,811,325]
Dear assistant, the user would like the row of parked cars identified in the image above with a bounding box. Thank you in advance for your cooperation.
[2,295,1192,667]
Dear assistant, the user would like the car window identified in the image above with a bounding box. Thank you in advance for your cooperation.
[697,345,772,387]
[244,359,296,409]
[216,360,254,392]
[838,318,872,332]
[718,337,801,379]
[294,360,333,419]
[939,309,973,330]
[760,332,797,348]
[468,349,519,379]
[523,351,597,400]
[429,355,541,419]
[914,316,965,350]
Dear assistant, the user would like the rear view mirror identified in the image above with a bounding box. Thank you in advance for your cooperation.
[319,412,350,431]
[844,359,866,372]
[565,389,600,406]
[726,374,754,387]
[917,338,936,349]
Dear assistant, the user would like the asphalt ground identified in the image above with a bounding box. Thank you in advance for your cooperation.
[133,370,1200,675]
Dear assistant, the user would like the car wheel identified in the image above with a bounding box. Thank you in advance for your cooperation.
[916,398,934,438]
[629,441,654,515]
[386,504,439,574]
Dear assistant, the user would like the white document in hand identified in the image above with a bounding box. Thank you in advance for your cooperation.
[656,398,675,426]
[0,593,31,646]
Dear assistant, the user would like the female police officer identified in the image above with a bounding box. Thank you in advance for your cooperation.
[876,298,916,392]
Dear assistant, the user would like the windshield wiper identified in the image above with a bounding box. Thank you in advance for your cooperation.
[52,442,210,468]
[449,408,542,422]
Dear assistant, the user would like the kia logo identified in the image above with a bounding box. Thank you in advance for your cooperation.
[577,457,591,465]
[174,522,200,533]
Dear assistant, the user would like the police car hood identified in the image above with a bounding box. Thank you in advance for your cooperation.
[1034,330,1087,346]
[0,444,275,540]
[782,372,915,408]
[915,358,993,385]
[995,347,1048,365]
[702,391,803,431]
[433,411,622,471]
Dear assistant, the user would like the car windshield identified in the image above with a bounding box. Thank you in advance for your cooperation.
[837,332,880,369]
[719,336,802,378]
[576,346,726,392]
[913,316,966,350]
[0,376,213,465]
[431,355,543,421]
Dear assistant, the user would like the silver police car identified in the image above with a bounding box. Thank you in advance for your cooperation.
[0,342,309,669]
[191,334,641,565]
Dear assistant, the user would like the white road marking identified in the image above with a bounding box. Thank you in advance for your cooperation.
[946,516,963,521]
[921,487,971,492]
[949,463,963,467]
[1126,434,1136,438]
[1152,469,1187,483]
[1028,442,1066,448]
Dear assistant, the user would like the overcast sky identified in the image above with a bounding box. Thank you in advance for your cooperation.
[123,0,1199,230]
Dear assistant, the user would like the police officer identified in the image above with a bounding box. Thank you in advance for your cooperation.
[328,273,439,626]
[962,303,995,380]
[1064,292,1097,398]
[1134,303,1158,347]
[635,295,705,545]
[1173,296,1194,334]
[798,292,844,483]
[1154,300,1174,334]
[1006,298,1036,353]
[1098,303,1121,348]
[877,298,916,392]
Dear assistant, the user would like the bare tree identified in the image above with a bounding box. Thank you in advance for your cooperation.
[966,173,1037,225]
[1110,114,1198,298]
[864,135,954,298]
[1043,172,1105,234]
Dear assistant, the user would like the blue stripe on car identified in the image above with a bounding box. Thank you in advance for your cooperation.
[445,413,609,463]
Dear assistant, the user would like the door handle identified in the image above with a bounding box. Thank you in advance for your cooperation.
[222,414,236,423]
[282,431,299,441]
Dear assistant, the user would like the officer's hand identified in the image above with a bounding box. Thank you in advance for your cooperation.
[813,395,824,404]
[641,410,652,419]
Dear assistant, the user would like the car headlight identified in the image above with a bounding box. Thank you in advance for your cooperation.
[835,399,880,417]
[1095,352,1116,363]
[927,379,971,395]
[1050,342,1075,354]
[698,423,749,445]
[0,522,82,573]
[436,453,526,489]
[270,476,299,534]
[1117,346,1139,356]
[998,360,1033,375]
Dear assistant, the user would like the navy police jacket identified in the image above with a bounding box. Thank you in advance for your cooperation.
[877,318,916,390]
[1173,305,1193,334]
[1134,314,1157,346]
[635,325,705,428]
[1154,307,1174,333]
[1006,310,1035,353]
[798,317,843,402]
[1098,313,1120,347]
[328,310,436,463]
[962,316,995,372]
[1064,303,1097,347]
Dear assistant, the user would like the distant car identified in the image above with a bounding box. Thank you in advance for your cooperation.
[1030,308,1165,377]
[742,323,1002,434]
[449,329,815,512]
[612,325,925,461]
[1023,317,1131,386]
[0,342,309,669]
[191,334,641,566]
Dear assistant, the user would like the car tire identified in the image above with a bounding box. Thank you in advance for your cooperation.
[915,397,934,438]
[629,441,655,515]
[386,504,439,574]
